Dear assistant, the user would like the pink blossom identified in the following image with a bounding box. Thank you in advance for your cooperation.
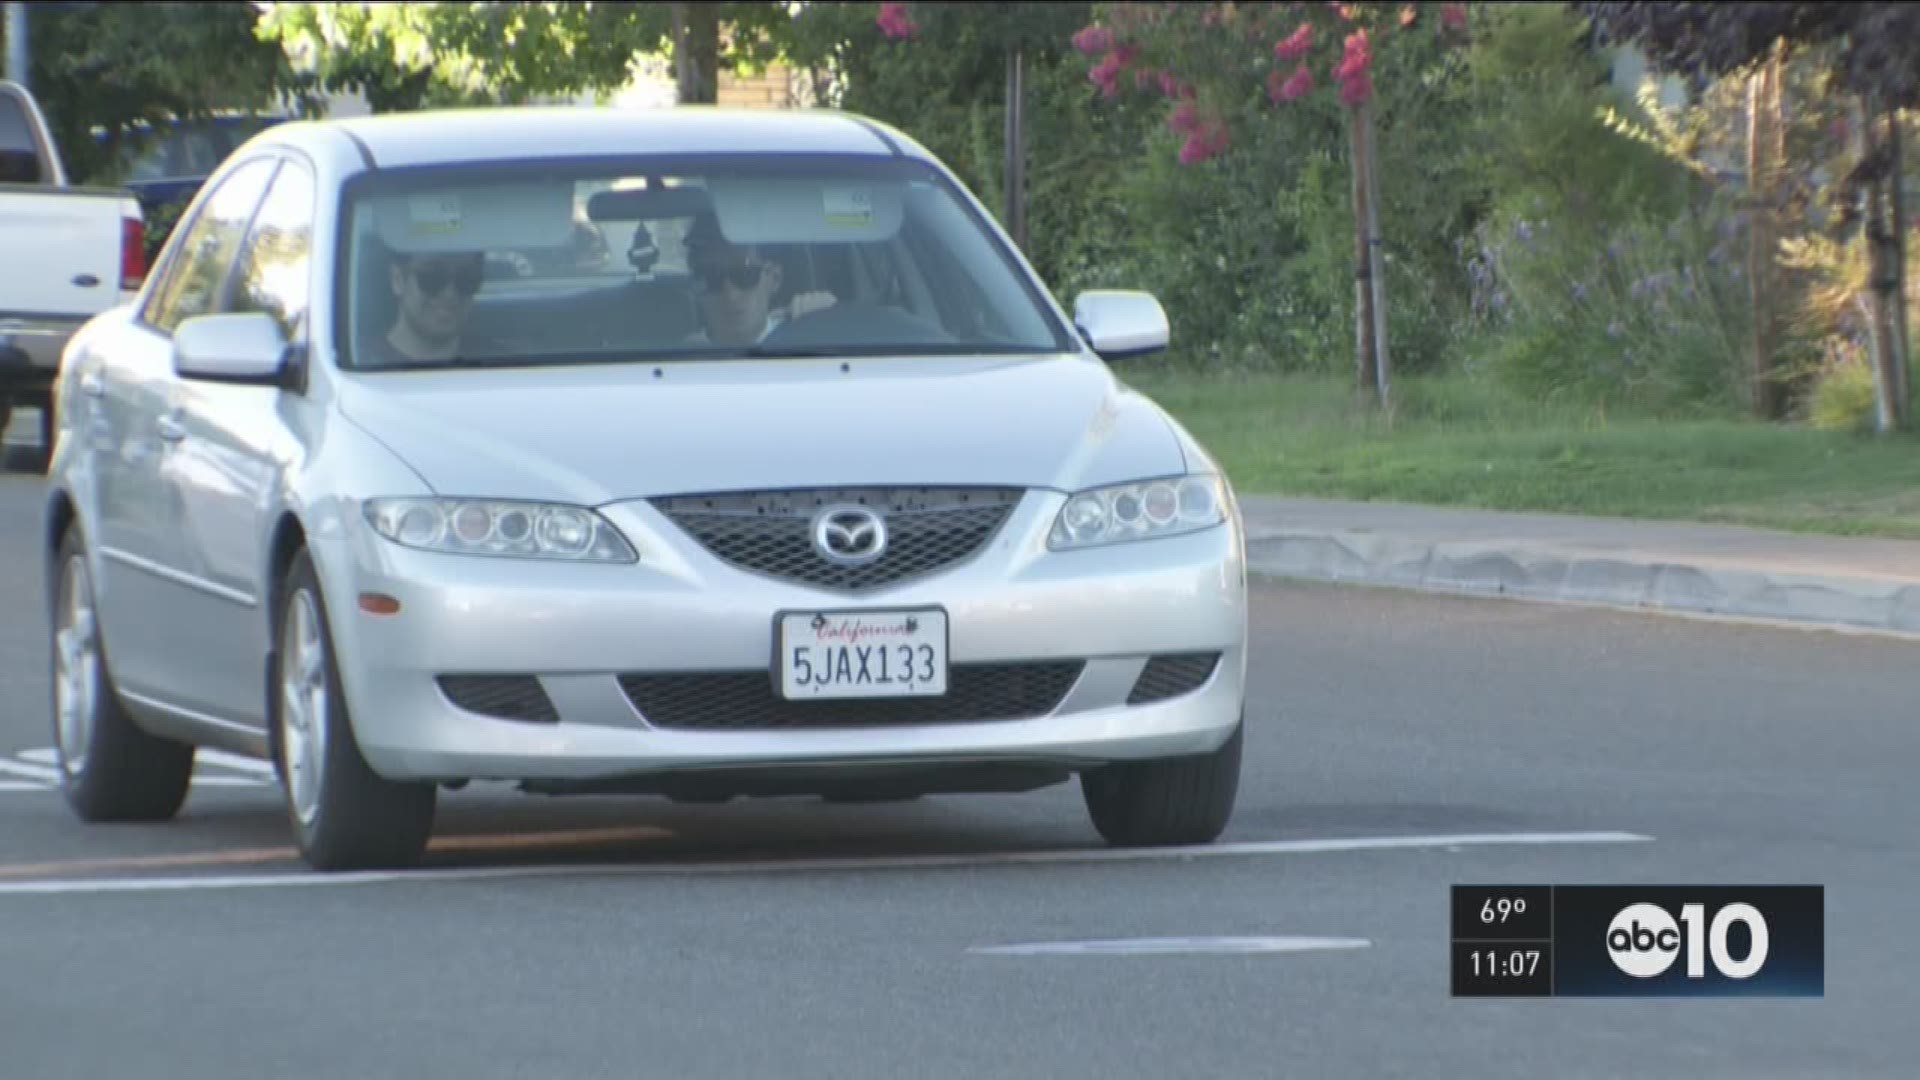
[1441,4,1468,31]
[1334,29,1372,81]
[1179,119,1232,165]
[1089,54,1124,98]
[1274,23,1313,62]
[1113,43,1139,66]
[876,2,917,41]
[1072,25,1115,56]
[1270,64,1315,104]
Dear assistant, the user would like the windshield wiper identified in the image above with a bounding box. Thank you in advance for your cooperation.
[375,355,547,371]
[742,343,1055,359]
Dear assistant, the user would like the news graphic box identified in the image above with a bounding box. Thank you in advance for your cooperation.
[1451,885,1823,998]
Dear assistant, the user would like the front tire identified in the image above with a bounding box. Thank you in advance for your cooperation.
[274,549,435,871]
[1081,719,1242,847]
[50,527,195,821]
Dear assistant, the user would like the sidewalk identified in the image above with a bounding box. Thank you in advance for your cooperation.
[1239,496,1920,638]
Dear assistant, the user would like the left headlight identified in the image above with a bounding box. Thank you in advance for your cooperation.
[1047,474,1228,551]
[363,498,638,563]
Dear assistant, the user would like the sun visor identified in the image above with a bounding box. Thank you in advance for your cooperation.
[704,178,904,244]
[362,183,576,253]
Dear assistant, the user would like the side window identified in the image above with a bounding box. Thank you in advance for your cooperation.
[230,162,316,339]
[0,92,44,184]
[143,158,278,335]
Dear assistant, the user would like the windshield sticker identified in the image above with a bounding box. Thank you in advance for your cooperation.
[407,193,463,235]
[823,186,874,228]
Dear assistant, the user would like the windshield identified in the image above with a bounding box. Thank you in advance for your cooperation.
[337,154,1077,370]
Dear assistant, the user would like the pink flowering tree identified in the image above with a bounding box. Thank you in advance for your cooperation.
[1070,1,1471,402]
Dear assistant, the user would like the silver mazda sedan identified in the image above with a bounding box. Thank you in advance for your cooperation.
[43,107,1247,871]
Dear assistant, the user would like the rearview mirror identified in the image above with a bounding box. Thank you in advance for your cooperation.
[173,312,290,386]
[1073,290,1169,360]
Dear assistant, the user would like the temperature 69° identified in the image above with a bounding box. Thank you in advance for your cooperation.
[1482,896,1529,924]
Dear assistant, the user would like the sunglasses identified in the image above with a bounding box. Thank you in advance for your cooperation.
[409,261,484,298]
[694,261,768,292]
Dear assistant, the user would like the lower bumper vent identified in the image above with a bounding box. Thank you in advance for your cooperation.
[437,675,560,724]
[1126,653,1222,705]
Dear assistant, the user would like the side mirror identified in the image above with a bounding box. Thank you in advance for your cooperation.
[1073,290,1169,361]
[173,312,290,386]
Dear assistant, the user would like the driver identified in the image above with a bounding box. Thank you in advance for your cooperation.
[682,213,836,346]
[368,248,487,365]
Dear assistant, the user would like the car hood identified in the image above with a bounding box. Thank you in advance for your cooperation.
[333,355,1190,505]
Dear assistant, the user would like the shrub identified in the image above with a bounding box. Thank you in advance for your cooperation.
[1809,355,1879,433]
[1460,3,1754,413]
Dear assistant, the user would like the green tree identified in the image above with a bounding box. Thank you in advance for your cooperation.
[1584,1,1916,431]
[256,1,797,114]
[2,0,293,183]
[1064,2,1478,392]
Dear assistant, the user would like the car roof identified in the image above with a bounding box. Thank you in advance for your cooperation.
[287,106,919,172]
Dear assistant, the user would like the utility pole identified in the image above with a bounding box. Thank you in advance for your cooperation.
[1350,102,1379,404]
[1003,49,1027,250]
[1362,97,1391,414]
[4,2,27,90]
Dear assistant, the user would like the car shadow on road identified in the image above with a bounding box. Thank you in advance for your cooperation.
[56,787,1113,875]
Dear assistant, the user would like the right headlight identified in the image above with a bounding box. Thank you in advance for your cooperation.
[363,497,637,562]
[1047,474,1227,551]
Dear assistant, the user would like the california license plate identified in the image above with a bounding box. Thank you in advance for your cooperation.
[776,609,948,700]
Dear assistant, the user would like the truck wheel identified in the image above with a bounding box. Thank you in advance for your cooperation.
[273,548,435,871]
[50,526,196,821]
[1081,718,1242,847]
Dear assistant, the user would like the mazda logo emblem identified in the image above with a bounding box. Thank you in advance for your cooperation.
[812,506,887,566]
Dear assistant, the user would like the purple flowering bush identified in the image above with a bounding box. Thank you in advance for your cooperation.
[1473,204,1754,412]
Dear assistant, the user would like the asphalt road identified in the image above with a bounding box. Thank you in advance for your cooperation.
[0,451,1914,1079]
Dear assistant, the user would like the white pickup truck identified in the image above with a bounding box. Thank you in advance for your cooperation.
[0,79,144,454]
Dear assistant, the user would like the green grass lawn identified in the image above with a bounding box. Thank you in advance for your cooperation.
[1123,371,1920,539]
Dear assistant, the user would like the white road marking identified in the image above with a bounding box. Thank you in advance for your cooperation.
[0,758,59,784]
[194,749,275,777]
[970,936,1373,957]
[1,748,269,792]
[0,830,1652,896]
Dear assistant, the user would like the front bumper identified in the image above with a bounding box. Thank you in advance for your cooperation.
[319,490,1248,785]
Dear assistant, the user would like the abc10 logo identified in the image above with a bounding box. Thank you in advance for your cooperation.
[1607,902,1767,980]
[1563,887,1823,997]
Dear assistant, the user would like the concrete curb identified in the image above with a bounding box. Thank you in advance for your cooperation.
[1247,530,1920,639]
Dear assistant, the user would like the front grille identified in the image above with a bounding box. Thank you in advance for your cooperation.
[437,675,559,723]
[1126,653,1222,705]
[652,487,1023,592]
[618,661,1084,730]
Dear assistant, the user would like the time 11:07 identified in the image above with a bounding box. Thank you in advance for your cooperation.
[1469,949,1543,977]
